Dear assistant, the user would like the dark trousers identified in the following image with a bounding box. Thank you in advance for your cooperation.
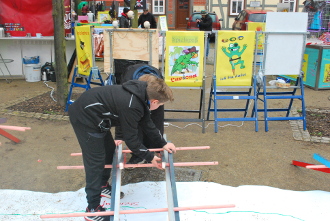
[70,120,116,209]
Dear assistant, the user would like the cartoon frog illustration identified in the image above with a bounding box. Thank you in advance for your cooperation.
[171,46,199,75]
[222,43,247,75]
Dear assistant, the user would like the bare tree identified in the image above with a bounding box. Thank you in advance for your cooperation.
[52,0,68,107]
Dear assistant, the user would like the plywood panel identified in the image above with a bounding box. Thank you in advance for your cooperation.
[104,29,159,73]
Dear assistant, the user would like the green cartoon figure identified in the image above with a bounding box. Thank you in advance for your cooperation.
[171,46,199,75]
[222,43,247,75]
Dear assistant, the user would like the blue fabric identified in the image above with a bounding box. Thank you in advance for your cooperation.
[132,65,161,80]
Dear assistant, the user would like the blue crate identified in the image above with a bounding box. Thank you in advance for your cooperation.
[23,56,40,64]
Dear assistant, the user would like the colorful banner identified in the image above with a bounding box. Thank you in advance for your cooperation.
[165,31,204,87]
[75,26,93,76]
[64,0,71,35]
[215,31,255,86]
[247,22,265,50]
[0,0,53,37]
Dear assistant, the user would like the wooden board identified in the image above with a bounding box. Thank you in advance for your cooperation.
[103,29,159,73]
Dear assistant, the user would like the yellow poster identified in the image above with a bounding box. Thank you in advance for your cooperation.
[98,11,110,23]
[323,63,330,83]
[216,31,255,86]
[165,31,204,87]
[75,26,93,76]
[247,22,265,50]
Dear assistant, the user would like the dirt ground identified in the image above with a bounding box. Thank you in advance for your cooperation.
[0,62,330,197]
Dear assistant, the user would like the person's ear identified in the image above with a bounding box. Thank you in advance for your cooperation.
[150,99,159,104]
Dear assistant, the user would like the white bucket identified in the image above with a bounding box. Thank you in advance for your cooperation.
[24,63,41,82]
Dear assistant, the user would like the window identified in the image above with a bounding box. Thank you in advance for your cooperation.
[152,0,165,15]
[229,0,245,16]
[282,0,297,12]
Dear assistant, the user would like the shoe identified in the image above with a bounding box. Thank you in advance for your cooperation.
[127,155,147,164]
[126,155,147,170]
[101,182,125,199]
[84,205,110,221]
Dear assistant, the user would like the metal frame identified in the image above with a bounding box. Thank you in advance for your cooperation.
[44,145,235,220]
[0,53,13,83]
[162,31,208,133]
[105,28,156,85]
[255,31,308,132]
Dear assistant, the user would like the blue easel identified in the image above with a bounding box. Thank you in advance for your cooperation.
[207,31,259,133]
[65,67,104,112]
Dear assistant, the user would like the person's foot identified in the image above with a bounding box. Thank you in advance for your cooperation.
[84,205,109,221]
[125,155,148,169]
[101,182,124,199]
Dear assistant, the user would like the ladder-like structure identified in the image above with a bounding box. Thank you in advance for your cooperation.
[41,145,235,220]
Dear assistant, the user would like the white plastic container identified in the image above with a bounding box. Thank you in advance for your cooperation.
[24,63,41,82]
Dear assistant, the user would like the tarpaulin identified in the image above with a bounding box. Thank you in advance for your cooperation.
[0,0,53,37]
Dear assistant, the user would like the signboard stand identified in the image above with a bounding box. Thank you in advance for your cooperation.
[207,31,258,132]
[162,31,207,133]
[65,25,104,112]
[255,12,308,131]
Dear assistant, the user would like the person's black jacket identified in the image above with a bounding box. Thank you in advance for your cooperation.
[198,14,213,31]
[121,64,165,136]
[119,13,130,28]
[68,80,167,162]
[138,12,157,28]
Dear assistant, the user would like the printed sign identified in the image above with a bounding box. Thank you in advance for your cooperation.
[158,16,168,32]
[165,31,204,87]
[75,26,93,76]
[247,22,265,50]
[216,31,255,86]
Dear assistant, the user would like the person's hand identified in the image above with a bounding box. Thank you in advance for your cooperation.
[163,143,176,153]
[114,140,123,146]
[196,19,200,23]
[151,155,162,169]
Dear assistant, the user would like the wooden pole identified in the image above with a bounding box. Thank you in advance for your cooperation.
[40,204,235,218]
[57,161,218,170]
[70,146,211,156]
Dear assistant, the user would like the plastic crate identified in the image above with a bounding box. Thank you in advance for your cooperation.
[22,56,40,64]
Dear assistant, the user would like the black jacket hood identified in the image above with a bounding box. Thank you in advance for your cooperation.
[122,80,149,106]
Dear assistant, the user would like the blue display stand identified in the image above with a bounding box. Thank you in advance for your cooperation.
[207,76,259,132]
[65,67,104,112]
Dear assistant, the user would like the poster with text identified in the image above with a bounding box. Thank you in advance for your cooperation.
[248,22,265,50]
[216,31,255,86]
[165,31,204,87]
[75,26,93,76]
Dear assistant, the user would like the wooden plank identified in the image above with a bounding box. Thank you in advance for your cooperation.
[40,204,236,219]
[313,154,330,169]
[0,128,20,143]
[292,160,330,173]
[57,161,218,170]
[104,29,159,73]
[70,146,211,156]
[0,125,31,131]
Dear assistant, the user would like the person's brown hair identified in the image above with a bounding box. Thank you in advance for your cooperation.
[138,74,174,103]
